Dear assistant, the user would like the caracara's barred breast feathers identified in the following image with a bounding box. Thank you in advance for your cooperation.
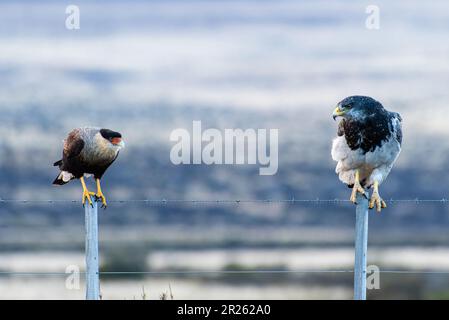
[74,128,119,166]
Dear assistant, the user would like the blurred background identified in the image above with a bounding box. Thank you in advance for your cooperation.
[1,0,449,299]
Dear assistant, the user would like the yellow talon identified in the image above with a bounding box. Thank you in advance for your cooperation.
[80,177,94,207]
[369,181,386,213]
[83,191,94,207]
[96,192,107,208]
[95,179,107,208]
[350,170,366,204]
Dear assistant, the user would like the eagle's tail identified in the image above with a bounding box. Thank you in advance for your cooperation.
[53,171,74,186]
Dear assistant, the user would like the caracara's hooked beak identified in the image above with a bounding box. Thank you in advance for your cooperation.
[111,137,125,148]
[333,104,346,121]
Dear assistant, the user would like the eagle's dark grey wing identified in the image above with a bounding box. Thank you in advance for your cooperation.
[396,126,403,145]
[390,112,403,145]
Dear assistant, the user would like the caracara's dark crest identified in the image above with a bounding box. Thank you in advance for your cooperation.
[100,129,122,140]
[53,127,125,208]
[332,96,402,212]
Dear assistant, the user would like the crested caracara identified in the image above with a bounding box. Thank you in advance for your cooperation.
[53,127,125,208]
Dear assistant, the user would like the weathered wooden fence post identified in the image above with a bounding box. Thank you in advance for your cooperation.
[85,197,100,300]
[354,192,369,300]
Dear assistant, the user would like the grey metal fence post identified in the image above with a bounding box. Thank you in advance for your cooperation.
[354,192,369,300]
[85,196,100,300]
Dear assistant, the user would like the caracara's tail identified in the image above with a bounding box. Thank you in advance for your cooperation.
[53,159,67,185]
[53,170,74,186]
[53,174,68,185]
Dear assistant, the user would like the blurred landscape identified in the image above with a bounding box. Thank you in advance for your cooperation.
[1,0,449,299]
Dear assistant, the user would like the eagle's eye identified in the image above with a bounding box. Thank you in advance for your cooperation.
[343,103,353,110]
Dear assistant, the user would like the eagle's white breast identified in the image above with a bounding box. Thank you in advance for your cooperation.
[332,132,401,188]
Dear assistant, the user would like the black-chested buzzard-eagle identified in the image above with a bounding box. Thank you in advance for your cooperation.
[332,96,402,212]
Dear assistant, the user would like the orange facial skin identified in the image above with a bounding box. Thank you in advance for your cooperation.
[111,137,122,145]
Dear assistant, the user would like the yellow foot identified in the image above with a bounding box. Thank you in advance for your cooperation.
[369,191,387,213]
[94,179,107,209]
[350,181,365,204]
[82,189,94,207]
[95,192,107,209]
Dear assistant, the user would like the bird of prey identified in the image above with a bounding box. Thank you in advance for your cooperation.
[331,96,402,212]
[53,127,125,208]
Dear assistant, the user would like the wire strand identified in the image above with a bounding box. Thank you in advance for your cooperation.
[1,270,449,276]
[0,198,447,204]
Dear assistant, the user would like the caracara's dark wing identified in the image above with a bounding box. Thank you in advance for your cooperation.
[53,129,85,185]
[53,129,85,169]
[63,131,85,160]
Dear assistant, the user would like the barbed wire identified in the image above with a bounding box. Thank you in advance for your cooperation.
[0,198,447,204]
[1,270,449,276]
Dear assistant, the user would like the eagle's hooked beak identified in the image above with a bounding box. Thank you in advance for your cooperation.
[333,105,346,121]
